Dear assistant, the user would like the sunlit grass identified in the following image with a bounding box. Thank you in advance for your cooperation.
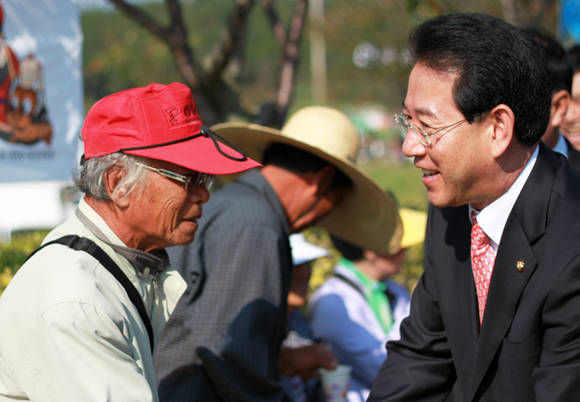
[360,159,427,210]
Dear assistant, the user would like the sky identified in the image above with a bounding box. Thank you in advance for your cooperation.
[71,0,160,11]
[71,0,113,10]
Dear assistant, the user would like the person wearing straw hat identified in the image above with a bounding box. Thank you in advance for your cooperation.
[308,207,426,402]
[0,82,259,402]
[155,106,401,401]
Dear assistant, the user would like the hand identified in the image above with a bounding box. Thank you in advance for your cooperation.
[279,343,339,381]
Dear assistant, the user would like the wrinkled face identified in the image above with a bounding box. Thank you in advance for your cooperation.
[287,262,312,312]
[401,63,492,208]
[124,159,210,252]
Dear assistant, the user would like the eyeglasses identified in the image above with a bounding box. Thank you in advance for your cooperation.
[136,162,214,191]
[394,113,468,146]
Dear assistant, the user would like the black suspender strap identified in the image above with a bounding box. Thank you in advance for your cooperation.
[26,235,154,351]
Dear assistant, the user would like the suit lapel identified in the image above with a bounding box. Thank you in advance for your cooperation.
[438,207,479,385]
[453,230,479,343]
[450,227,480,384]
[469,145,556,399]
[565,138,580,171]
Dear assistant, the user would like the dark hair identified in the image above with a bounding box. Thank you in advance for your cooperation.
[263,142,352,190]
[568,44,580,73]
[330,234,364,262]
[408,13,551,146]
[522,28,572,94]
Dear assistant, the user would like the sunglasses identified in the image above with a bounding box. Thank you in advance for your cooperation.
[136,162,214,191]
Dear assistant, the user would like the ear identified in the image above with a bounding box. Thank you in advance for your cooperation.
[104,166,130,208]
[363,249,376,261]
[312,165,336,196]
[549,89,571,128]
[487,104,515,159]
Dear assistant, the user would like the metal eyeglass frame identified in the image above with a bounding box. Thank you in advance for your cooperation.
[136,162,214,191]
[394,113,468,146]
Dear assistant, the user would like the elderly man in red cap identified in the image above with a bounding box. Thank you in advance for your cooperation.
[0,82,259,401]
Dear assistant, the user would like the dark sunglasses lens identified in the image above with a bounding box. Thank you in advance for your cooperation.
[186,172,214,191]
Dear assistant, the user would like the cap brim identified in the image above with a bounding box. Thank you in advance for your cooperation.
[212,122,403,254]
[123,135,261,175]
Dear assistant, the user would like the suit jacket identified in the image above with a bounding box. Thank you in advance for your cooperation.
[369,144,580,401]
[565,137,580,171]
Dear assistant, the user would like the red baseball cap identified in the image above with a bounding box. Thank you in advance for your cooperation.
[81,82,261,175]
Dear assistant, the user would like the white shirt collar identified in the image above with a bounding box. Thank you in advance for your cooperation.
[552,133,568,158]
[78,197,127,247]
[469,145,539,250]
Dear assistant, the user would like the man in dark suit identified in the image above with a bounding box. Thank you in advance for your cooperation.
[523,28,580,171]
[563,45,580,152]
[369,13,580,401]
[566,136,580,169]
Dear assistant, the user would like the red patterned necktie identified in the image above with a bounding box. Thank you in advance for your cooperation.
[470,214,496,324]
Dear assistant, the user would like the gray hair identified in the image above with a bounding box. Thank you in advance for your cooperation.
[75,153,147,200]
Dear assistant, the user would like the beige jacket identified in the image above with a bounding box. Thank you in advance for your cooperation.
[0,198,186,401]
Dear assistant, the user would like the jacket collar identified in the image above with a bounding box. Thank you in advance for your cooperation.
[237,169,290,235]
[76,201,169,275]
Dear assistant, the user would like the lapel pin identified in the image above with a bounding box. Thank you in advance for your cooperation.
[516,260,525,272]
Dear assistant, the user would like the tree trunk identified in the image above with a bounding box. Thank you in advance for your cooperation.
[107,0,309,127]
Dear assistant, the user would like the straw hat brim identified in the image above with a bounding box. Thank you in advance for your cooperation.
[399,207,427,250]
[211,122,403,254]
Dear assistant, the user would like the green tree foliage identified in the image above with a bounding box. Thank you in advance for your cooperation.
[83,0,308,126]
[82,0,560,117]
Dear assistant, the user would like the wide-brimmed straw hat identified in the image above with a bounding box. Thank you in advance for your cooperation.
[81,82,260,175]
[211,106,403,254]
[397,207,427,251]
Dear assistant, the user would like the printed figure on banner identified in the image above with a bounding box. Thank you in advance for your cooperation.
[0,1,52,146]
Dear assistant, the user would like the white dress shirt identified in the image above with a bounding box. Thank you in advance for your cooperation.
[469,145,538,251]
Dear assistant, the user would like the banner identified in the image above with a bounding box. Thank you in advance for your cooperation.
[0,0,83,182]
[0,0,83,237]
[560,0,580,45]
